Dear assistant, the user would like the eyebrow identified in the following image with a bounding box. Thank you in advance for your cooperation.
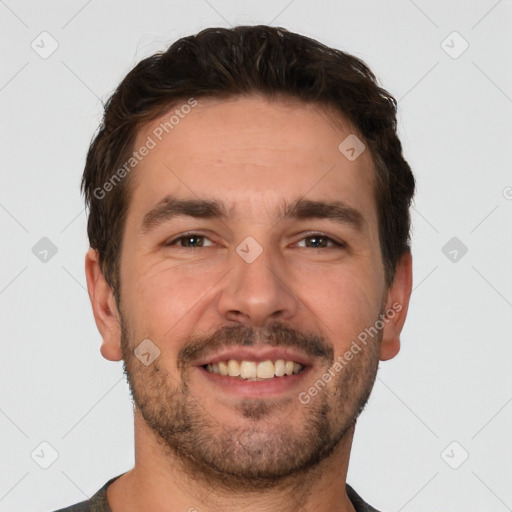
[283,198,365,231]
[140,196,365,234]
[140,197,229,234]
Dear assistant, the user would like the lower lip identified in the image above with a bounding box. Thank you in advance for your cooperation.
[196,366,311,398]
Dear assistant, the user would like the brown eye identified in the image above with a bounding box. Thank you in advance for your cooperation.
[165,233,213,247]
[305,235,328,248]
[180,235,204,247]
[297,234,345,249]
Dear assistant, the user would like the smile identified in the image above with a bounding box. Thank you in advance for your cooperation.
[203,359,304,380]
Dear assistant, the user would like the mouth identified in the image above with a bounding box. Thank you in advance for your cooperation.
[202,358,304,381]
[193,347,314,398]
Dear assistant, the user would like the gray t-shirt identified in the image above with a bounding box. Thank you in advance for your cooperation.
[52,473,382,512]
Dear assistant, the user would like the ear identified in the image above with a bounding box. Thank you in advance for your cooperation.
[84,248,123,361]
[379,251,413,361]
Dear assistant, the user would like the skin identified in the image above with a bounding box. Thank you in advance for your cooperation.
[85,95,412,512]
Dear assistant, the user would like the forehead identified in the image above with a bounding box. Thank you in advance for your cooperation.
[128,95,376,224]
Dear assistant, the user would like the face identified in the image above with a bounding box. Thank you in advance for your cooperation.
[92,95,411,489]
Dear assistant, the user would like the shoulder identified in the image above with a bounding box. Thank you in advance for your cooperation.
[51,501,92,512]
[346,483,383,512]
[48,473,125,512]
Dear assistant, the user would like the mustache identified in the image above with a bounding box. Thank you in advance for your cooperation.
[178,321,334,367]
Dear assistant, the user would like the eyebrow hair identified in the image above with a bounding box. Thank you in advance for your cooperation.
[140,195,365,234]
[140,197,228,234]
[283,198,365,231]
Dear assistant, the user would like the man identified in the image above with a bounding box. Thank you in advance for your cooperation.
[55,25,414,512]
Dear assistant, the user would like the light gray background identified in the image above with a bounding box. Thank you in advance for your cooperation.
[1,1,511,511]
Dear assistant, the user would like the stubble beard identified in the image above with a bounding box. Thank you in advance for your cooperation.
[119,313,382,491]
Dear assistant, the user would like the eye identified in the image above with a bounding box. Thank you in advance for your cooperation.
[165,233,214,248]
[296,234,346,249]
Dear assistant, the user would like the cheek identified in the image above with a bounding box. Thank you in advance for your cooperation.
[299,261,384,348]
[121,259,226,338]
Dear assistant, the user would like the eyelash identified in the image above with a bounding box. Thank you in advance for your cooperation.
[165,232,346,249]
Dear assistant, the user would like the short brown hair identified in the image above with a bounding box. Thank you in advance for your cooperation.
[82,25,415,298]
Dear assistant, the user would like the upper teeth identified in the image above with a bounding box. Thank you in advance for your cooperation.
[205,359,303,379]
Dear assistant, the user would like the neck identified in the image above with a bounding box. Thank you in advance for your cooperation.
[107,410,357,512]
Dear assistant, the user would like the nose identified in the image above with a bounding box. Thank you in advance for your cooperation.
[216,241,300,328]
